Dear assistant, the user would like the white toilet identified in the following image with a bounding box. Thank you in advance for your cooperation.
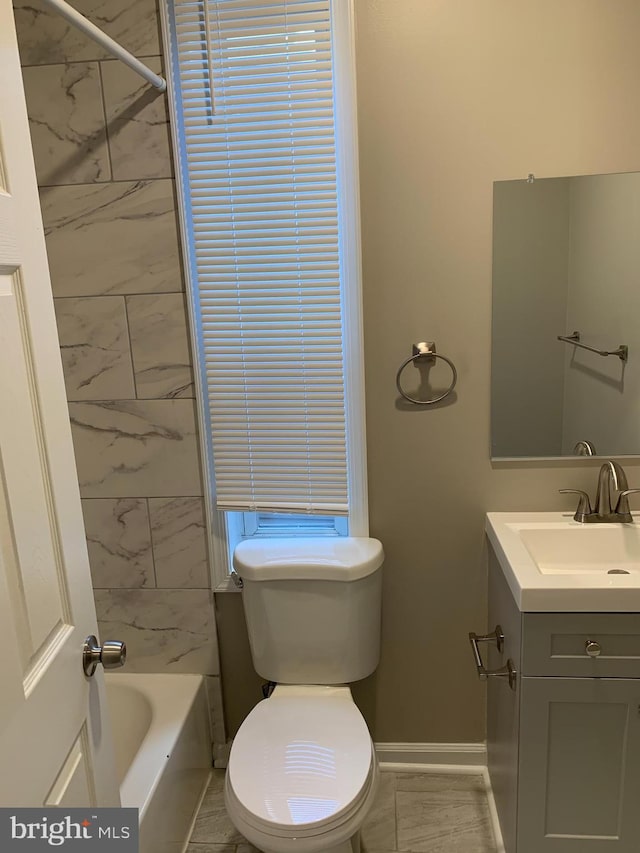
[224,537,384,853]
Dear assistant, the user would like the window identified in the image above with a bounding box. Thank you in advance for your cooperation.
[162,0,367,588]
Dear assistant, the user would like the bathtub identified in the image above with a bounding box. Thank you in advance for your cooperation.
[104,673,212,853]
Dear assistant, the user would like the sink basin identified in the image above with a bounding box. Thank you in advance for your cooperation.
[486,512,640,611]
[520,525,640,575]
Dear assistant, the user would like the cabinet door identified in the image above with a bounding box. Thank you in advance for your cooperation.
[518,677,640,853]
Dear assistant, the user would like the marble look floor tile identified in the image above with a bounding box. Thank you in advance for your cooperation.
[149,497,209,588]
[69,400,203,498]
[183,769,498,853]
[190,771,244,845]
[40,180,183,297]
[14,0,160,65]
[361,771,397,852]
[54,296,135,400]
[95,588,217,673]
[101,58,174,180]
[22,63,110,186]
[82,498,154,588]
[185,771,497,853]
[127,294,194,399]
[206,770,225,792]
[396,789,495,853]
[395,772,486,796]
[360,844,397,853]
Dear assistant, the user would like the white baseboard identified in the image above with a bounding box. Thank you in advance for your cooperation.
[375,742,487,768]
[481,766,506,853]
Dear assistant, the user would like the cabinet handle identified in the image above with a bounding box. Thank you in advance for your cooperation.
[469,624,505,652]
[469,626,517,690]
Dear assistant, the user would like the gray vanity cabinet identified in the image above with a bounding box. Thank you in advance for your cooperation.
[518,677,640,851]
[487,549,640,853]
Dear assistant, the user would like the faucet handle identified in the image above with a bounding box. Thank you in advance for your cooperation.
[559,489,593,522]
[614,489,640,518]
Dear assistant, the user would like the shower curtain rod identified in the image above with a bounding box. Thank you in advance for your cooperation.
[40,0,167,92]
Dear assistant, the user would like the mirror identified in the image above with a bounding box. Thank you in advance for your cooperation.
[491,170,640,459]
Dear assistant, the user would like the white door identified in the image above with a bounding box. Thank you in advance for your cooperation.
[0,0,120,807]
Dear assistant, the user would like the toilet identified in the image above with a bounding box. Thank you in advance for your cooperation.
[224,537,384,853]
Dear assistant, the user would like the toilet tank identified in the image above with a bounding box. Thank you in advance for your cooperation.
[233,537,383,684]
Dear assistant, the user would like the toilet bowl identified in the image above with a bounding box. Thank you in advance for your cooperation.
[225,685,378,853]
[224,537,384,853]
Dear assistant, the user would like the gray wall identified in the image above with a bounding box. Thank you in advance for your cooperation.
[352,0,640,743]
[219,0,640,742]
[14,0,224,747]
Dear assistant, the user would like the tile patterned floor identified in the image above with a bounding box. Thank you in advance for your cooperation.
[187,769,497,853]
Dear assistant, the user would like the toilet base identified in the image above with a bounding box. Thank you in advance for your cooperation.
[226,760,377,853]
[257,830,361,853]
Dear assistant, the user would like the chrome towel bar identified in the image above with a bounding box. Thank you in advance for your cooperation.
[469,625,517,691]
[557,331,628,362]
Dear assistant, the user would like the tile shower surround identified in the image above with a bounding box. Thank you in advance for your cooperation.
[15,0,222,707]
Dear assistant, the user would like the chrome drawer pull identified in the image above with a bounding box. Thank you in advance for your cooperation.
[469,626,517,690]
[585,639,602,658]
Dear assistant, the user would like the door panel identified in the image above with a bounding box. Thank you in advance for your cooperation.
[0,0,119,807]
[0,269,70,672]
[46,732,94,808]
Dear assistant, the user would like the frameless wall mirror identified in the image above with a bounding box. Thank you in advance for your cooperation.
[491,170,640,459]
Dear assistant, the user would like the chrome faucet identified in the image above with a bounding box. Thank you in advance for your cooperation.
[560,461,640,523]
[573,440,596,457]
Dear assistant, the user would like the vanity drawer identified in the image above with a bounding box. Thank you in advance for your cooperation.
[522,613,640,678]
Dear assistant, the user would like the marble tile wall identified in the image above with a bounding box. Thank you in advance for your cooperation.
[15,0,223,735]
[40,180,183,296]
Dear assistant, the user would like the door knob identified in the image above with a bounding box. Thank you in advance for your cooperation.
[83,635,127,677]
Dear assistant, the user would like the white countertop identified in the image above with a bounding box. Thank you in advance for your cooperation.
[486,512,640,612]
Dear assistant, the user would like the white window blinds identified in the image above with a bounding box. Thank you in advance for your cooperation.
[169,0,350,516]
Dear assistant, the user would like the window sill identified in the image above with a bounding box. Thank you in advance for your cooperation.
[213,575,241,593]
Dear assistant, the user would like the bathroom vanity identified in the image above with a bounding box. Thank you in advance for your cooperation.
[481,513,640,853]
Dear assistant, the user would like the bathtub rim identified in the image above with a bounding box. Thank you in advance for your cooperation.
[103,672,211,820]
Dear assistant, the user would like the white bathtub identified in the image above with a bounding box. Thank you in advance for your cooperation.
[105,673,212,853]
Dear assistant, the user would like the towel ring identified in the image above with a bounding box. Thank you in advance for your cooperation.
[395,342,457,405]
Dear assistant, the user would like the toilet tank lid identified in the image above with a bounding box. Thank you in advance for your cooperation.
[233,537,384,582]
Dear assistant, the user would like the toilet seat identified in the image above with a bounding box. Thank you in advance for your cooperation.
[226,685,376,843]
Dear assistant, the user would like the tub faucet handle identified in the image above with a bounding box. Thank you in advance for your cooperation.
[83,635,127,677]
